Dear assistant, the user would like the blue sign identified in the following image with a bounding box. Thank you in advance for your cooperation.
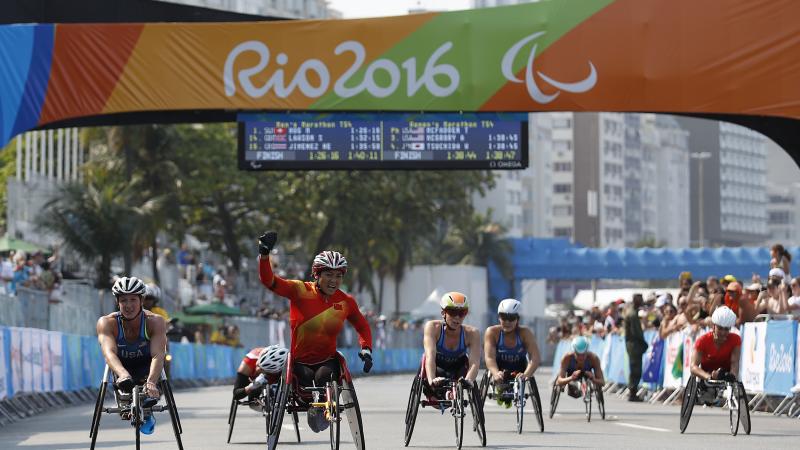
[763,320,797,395]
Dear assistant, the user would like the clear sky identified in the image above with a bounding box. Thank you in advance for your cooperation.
[327,0,472,18]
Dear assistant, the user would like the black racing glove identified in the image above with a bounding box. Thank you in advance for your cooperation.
[258,231,278,256]
[115,377,134,393]
[358,348,373,373]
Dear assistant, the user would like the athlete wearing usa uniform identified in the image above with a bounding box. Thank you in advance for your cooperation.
[483,299,541,407]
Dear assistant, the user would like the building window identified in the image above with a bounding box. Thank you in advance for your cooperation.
[554,162,572,171]
[554,184,572,194]
[553,205,573,216]
[554,227,573,237]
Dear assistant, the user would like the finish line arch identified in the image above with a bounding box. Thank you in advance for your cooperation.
[1,0,799,160]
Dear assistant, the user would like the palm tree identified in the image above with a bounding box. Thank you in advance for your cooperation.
[35,180,143,288]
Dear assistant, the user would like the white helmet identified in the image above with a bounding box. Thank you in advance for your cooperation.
[312,250,348,277]
[144,284,162,301]
[711,306,737,328]
[498,298,521,315]
[257,345,288,373]
[112,276,146,297]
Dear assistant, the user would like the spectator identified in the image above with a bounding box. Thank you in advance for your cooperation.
[706,276,719,294]
[659,303,679,339]
[605,299,623,333]
[770,244,792,281]
[678,271,693,295]
[756,268,789,315]
[787,277,800,315]
[9,252,30,295]
[624,293,648,402]
[1,252,15,294]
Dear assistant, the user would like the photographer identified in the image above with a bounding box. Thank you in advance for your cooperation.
[756,268,789,316]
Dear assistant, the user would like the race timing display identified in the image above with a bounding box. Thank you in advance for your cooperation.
[238,113,528,170]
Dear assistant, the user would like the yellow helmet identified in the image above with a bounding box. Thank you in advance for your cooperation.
[440,291,469,310]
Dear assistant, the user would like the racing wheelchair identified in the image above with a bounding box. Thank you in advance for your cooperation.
[404,358,486,449]
[266,351,365,450]
[479,370,544,433]
[227,377,301,444]
[679,375,751,435]
[549,373,605,422]
[89,365,183,450]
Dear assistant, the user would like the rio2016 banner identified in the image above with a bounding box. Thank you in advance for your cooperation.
[2,0,800,145]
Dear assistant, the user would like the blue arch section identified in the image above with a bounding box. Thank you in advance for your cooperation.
[0,25,37,144]
[489,238,799,300]
[10,24,54,143]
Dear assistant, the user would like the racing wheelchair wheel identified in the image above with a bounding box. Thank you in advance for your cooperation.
[515,377,525,434]
[467,382,486,446]
[679,375,698,433]
[340,379,365,450]
[582,380,592,423]
[267,368,291,450]
[226,399,238,443]
[479,371,490,406]
[528,377,545,432]
[595,383,606,420]
[549,383,561,419]
[736,382,750,435]
[327,381,341,450]
[404,375,423,447]
[159,379,184,450]
[89,372,109,450]
[453,381,465,450]
[132,385,143,450]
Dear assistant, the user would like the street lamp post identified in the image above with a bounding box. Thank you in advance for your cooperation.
[690,151,712,247]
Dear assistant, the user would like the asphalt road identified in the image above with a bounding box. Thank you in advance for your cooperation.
[1,370,799,449]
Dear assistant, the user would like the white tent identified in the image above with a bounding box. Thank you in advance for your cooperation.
[409,287,445,319]
[572,288,681,311]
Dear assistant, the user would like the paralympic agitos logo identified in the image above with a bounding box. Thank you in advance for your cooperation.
[223,31,597,104]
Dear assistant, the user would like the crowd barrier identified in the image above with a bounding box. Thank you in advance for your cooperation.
[551,320,800,413]
[0,325,423,402]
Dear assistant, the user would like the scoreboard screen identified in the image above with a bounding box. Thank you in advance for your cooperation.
[238,112,528,170]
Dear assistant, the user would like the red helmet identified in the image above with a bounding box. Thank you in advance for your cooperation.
[312,251,348,278]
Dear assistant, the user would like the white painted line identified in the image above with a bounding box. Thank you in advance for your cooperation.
[614,422,670,432]
[283,424,305,431]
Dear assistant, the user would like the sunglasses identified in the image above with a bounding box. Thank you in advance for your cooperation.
[444,308,468,317]
[499,313,519,322]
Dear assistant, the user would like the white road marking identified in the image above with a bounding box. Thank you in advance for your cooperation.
[614,422,670,432]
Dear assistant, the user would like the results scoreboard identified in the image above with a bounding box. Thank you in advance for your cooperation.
[238,112,528,170]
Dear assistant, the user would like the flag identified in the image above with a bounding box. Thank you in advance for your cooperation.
[671,342,683,379]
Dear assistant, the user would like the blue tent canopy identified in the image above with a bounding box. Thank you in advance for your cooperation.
[488,238,799,302]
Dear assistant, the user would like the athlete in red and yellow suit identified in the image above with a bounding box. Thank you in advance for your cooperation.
[258,256,372,387]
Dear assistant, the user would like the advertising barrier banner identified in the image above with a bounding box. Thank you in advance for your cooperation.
[9,328,22,396]
[30,329,43,392]
[63,334,83,391]
[0,328,7,399]
[740,322,767,392]
[21,328,32,393]
[763,320,797,395]
[662,331,683,389]
[49,331,64,392]
[796,326,800,389]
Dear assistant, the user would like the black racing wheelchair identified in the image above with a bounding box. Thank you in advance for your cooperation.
[549,373,605,422]
[679,375,751,436]
[404,358,486,449]
[227,377,301,444]
[89,365,183,450]
[479,370,544,433]
[266,352,365,450]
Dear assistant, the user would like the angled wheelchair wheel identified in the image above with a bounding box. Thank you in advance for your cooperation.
[162,378,182,434]
[267,371,290,450]
[549,383,561,419]
[292,410,301,442]
[595,384,606,420]
[528,377,544,432]
[679,375,698,433]
[341,380,365,450]
[454,382,465,450]
[160,379,184,450]
[227,399,240,443]
[468,383,486,447]
[736,382,751,435]
[515,377,525,434]
[89,378,108,450]
[479,371,490,407]
[404,375,422,447]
